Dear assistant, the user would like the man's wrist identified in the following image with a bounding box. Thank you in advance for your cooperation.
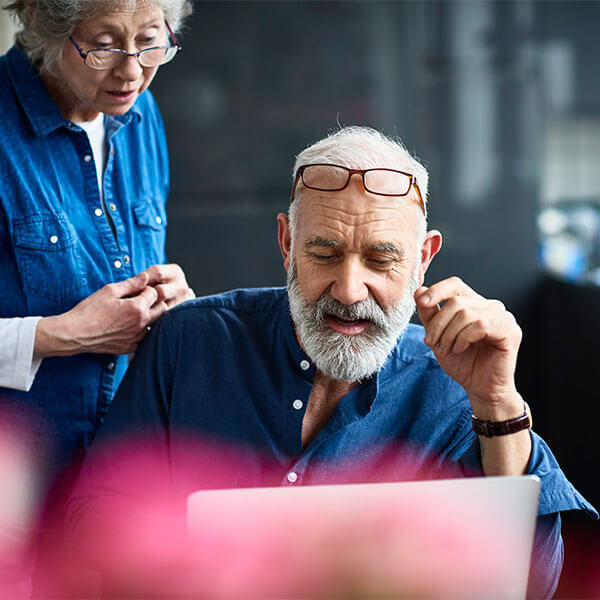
[472,405,531,438]
[469,391,524,422]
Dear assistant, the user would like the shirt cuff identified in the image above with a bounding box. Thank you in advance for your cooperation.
[528,431,599,519]
[0,317,43,391]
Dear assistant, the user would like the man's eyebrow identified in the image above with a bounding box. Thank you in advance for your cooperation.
[365,242,405,258]
[305,236,341,249]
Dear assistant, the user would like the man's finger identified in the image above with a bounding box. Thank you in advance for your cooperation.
[436,309,483,357]
[415,286,440,329]
[416,277,481,310]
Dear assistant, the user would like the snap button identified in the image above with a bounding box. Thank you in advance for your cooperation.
[300,360,310,371]
[109,203,117,211]
[49,235,58,244]
[292,399,303,410]
[83,154,92,162]
[94,208,103,217]
[107,362,115,371]
[155,216,162,224]
[286,472,298,483]
[113,259,122,269]
[123,255,130,264]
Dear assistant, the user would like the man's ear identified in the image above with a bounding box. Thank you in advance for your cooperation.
[277,213,292,273]
[417,230,442,286]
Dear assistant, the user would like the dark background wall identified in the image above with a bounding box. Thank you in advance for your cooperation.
[155,1,543,305]
[151,2,599,597]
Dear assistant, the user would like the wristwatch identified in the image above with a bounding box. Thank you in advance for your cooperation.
[472,403,532,437]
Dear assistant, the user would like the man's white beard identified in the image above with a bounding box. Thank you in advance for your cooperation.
[287,260,420,382]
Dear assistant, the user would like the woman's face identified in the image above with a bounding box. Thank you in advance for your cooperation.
[48,2,166,121]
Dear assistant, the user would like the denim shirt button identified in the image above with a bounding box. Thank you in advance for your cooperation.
[49,235,58,244]
[286,471,298,483]
[123,255,130,264]
[109,203,117,212]
[94,208,103,217]
[292,399,303,410]
[113,259,122,269]
[300,360,310,371]
[83,154,92,162]
[107,362,115,372]
[155,216,162,224]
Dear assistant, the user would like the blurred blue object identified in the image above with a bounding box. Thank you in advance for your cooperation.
[538,203,600,285]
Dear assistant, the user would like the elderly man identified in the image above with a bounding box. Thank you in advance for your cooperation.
[67,127,595,598]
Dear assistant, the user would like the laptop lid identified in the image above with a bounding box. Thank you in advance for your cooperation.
[187,475,540,599]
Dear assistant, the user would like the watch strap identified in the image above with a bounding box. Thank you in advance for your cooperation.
[472,407,532,438]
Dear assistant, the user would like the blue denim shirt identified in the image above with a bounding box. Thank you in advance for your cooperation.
[86,287,597,599]
[0,46,169,476]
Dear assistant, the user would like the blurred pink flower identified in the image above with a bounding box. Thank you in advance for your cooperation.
[0,410,41,600]
[53,435,516,599]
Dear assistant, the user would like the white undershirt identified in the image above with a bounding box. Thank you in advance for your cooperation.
[76,112,107,195]
[0,114,107,391]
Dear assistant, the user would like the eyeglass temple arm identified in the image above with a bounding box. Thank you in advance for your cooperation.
[290,170,302,203]
[165,21,181,49]
[413,180,426,216]
[68,36,87,59]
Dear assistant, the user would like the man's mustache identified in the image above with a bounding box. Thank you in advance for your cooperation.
[313,292,387,329]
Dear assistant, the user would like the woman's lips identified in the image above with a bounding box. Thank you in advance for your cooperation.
[325,315,370,335]
[105,89,136,103]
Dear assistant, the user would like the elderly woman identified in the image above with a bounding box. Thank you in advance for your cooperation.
[0,0,193,483]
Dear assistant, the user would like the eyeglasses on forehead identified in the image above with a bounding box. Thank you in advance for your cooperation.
[290,163,426,216]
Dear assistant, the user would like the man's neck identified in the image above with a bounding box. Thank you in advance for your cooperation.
[301,370,360,448]
[312,369,360,399]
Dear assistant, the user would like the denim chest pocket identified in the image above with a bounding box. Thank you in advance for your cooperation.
[132,200,167,263]
[132,201,168,230]
[13,214,88,311]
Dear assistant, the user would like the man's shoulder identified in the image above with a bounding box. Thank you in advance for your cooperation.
[163,287,287,325]
[392,323,435,364]
[382,323,463,390]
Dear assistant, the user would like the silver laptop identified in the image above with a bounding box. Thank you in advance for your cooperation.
[188,475,540,599]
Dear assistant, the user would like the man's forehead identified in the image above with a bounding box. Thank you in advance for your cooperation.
[298,189,418,226]
[296,191,419,247]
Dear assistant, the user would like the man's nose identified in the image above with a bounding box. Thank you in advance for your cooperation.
[330,257,369,306]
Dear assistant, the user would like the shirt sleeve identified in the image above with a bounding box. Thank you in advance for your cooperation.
[454,424,598,519]
[528,431,598,518]
[0,317,43,391]
[451,417,597,600]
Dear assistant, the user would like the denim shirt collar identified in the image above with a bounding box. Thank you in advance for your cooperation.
[6,45,142,137]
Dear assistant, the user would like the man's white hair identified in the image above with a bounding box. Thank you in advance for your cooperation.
[288,126,429,250]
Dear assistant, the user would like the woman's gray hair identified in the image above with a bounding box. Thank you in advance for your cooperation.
[3,0,193,74]
[289,126,429,249]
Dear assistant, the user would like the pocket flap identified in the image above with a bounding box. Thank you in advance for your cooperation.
[14,214,77,251]
[132,201,167,230]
